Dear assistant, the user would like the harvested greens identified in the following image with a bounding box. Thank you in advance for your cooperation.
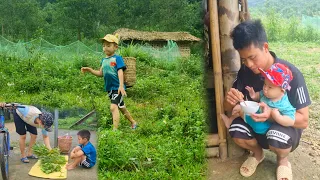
[33,144,67,174]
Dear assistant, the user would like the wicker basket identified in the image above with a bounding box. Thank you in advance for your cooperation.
[58,136,73,154]
[123,57,136,87]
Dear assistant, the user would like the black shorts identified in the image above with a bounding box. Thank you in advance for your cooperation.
[80,159,92,168]
[229,117,302,151]
[13,110,37,135]
[108,90,125,108]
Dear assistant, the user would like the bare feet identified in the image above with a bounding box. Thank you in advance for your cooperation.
[220,114,232,128]
[66,163,77,170]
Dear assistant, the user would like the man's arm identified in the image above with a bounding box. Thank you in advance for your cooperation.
[224,99,234,112]
[223,88,245,112]
[293,107,309,129]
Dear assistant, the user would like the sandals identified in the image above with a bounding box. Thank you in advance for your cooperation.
[20,157,29,163]
[240,155,265,177]
[277,162,292,180]
[27,154,38,159]
[131,122,138,130]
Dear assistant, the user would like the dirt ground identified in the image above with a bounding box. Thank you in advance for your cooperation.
[4,122,97,180]
[208,102,320,179]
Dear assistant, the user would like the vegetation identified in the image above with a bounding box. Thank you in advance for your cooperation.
[0,42,206,179]
[250,0,320,43]
[249,0,320,17]
[58,116,97,131]
[97,53,206,179]
[0,1,319,179]
[33,144,67,174]
[0,0,203,44]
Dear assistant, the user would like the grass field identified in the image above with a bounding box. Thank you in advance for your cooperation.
[270,42,320,128]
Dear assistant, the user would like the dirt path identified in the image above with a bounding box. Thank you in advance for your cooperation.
[207,121,320,179]
[5,122,97,180]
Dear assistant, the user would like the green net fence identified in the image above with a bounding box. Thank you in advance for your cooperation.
[139,40,181,61]
[0,36,181,61]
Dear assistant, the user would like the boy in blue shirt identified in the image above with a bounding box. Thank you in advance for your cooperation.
[221,63,296,134]
[66,129,96,170]
[81,34,137,130]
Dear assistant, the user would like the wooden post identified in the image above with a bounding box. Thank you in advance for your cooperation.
[240,0,251,22]
[208,0,227,160]
[54,109,59,148]
[218,0,245,158]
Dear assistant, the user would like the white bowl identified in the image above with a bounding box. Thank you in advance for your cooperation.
[240,101,259,114]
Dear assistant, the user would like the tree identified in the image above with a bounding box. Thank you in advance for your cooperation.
[0,0,44,41]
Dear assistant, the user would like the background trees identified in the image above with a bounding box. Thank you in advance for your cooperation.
[0,0,203,44]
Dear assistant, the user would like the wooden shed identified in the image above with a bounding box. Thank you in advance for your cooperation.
[114,28,201,57]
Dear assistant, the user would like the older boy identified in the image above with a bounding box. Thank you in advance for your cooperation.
[81,34,137,130]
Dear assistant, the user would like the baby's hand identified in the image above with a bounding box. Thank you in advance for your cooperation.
[271,108,281,120]
[245,86,256,99]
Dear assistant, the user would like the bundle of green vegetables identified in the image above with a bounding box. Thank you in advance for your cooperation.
[33,144,67,174]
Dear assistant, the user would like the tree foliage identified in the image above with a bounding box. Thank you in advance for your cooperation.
[0,0,202,44]
[250,0,320,18]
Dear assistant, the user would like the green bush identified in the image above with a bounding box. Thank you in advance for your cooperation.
[252,9,320,43]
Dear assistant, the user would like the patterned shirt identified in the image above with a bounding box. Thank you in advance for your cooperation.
[100,54,126,91]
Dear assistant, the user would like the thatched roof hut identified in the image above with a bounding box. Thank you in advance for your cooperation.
[114,28,201,57]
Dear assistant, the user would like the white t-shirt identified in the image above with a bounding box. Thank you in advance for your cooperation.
[16,105,48,135]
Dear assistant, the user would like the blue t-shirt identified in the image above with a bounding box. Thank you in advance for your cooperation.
[245,92,296,134]
[80,141,96,167]
[100,54,126,91]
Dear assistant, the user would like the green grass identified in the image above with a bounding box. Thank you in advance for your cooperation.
[0,45,206,179]
[270,42,320,101]
[58,116,97,131]
[270,42,320,130]
[96,53,206,179]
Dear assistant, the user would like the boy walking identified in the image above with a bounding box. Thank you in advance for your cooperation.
[66,130,96,170]
[81,34,137,130]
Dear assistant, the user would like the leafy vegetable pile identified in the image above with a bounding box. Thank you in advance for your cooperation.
[33,144,67,174]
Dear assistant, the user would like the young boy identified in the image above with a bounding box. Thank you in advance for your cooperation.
[81,34,137,130]
[66,129,96,170]
[221,63,296,135]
